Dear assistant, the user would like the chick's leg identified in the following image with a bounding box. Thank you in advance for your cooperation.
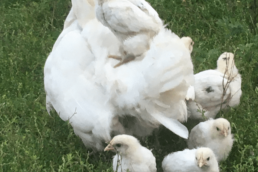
[114,54,136,68]
[108,46,126,61]
[113,34,150,68]
[108,55,122,61]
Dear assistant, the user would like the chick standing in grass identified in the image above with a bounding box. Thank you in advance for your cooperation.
[95,0,163,67]
[181,36,194,54]
[104,134,156,172]
[162,147,219,172]
[188,118,234,162]
[187,52,242,120]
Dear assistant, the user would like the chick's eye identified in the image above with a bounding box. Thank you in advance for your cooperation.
[223,57,227,60]
[216,127,220,131]
[207,157,210,161]
[115,144,121,148]
[228,127,230,130]
[196,157,197,160]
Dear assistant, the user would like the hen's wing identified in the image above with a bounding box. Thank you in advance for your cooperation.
[44,1,118,150]
[101,29,194,139]
[45,29,116,150]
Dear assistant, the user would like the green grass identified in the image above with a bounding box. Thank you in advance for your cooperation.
[0,0,258,171]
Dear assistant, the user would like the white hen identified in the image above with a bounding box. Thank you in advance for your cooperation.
[162,147,219,172]
[44,0,194,151]
[95,0,163,67]
[104,135,156,172]
[187,52,242,120]
[188,118,234,162]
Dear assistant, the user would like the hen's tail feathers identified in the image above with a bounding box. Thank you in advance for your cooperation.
[150,112,189,139]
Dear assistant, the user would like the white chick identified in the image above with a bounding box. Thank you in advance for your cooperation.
[95,0,163,67]
[188,118,234,162]
[162,147,219,172]
[181,36,194,54]
[104,135,157,172]
[187,52,242,120]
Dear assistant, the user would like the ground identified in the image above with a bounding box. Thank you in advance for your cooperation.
[0,0,258,171]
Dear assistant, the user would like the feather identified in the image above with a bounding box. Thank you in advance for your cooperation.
[150,112,188,139]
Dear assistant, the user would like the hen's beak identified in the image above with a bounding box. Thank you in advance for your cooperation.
[104,144,114,152]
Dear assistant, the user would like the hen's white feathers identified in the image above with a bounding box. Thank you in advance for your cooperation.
[162,147,219,172]
[105,135,156,172]
[44,0,194,150]
[188,118,234,162]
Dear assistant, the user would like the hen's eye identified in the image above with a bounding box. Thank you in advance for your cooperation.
[216,127,220,131]
[207,157,210,161]
[116,144,121,148]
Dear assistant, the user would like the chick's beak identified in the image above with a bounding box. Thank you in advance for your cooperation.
[221,129,228,137]
[198,160,204,168]
[104,144,114,152]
